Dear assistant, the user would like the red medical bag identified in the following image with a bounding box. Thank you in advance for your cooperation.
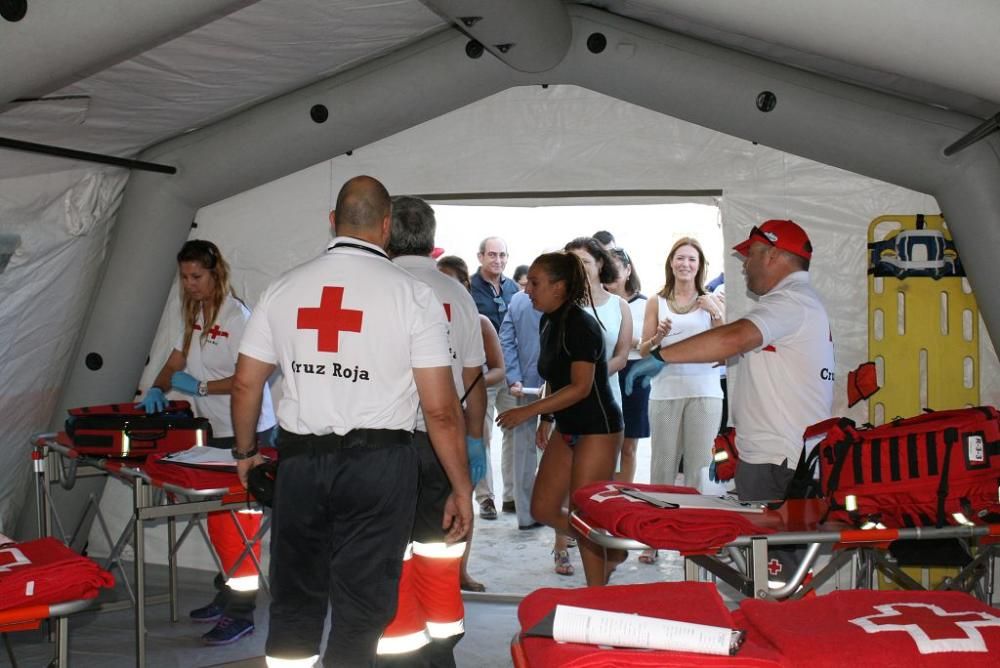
[64,401,212,458]
[808,406,1000,527]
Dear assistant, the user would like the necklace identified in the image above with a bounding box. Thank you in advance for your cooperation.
[668,292,699,314]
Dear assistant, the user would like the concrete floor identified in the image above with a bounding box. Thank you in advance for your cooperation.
[4,436,687,667]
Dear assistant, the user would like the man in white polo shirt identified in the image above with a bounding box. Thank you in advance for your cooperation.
[378,195,487,666]
[230,176,473,668]
[633,219,834,502]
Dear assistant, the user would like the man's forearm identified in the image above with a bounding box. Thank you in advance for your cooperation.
[425,405,473,496]
[230,379,264,452]
[658,319,761,365]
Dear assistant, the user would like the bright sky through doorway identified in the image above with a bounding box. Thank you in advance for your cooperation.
[433,203,723,295]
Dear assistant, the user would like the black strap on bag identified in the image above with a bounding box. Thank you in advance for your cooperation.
[934,427,960,527]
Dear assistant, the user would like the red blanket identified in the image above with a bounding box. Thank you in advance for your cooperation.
[142,447,277,491]
[572,482,775,555]
[739,590,1000,667]
[516,582,784,667]
[0,538,114,611]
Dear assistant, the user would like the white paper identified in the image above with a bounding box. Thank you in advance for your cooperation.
[521,386,542,396]
[160,446,236,468]
[553,605,734,655]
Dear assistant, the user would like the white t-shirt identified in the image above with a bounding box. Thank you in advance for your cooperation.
[174,295,275,438]
[239,237,452,436]
[650,296,723,401]
[730,271,835,467]
[588,294,625,408]
[393,255,486,432]
[626,294,648,361]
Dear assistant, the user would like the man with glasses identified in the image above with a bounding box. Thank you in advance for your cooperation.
[470,237,519,520]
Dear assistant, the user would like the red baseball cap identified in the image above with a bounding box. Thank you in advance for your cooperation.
[733,219,813,260]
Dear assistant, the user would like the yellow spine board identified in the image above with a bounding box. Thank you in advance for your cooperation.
[868,215,979,424]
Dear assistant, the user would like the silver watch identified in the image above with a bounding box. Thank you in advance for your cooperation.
[197,380,208,396]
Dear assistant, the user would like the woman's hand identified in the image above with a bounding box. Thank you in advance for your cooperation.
[536,421,554,449]
[651,317,672,346]
[697,294,724,321]
[496,405,535,429]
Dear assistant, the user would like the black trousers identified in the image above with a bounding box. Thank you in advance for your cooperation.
[265,430,418,667]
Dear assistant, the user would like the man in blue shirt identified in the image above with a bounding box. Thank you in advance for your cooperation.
[499,290,544,530]
[470,237,519,519]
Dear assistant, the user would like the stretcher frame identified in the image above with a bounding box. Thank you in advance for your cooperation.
[569,499,1000,602]
[1,598,95,668]
[31,432,269,668]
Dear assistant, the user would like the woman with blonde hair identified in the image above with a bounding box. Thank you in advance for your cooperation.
[137,239,276,644]
[636,237,724,563]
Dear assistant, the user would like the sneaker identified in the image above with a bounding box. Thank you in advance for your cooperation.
[501,500,516,514]
[189,601,225,623]
[479,498,498,520]
[202,616,254,645]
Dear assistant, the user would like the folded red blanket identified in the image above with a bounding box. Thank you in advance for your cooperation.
[516,582,784,667]
[739,590,1000,667]
[142,447,277,490]
[572,482,775,555]
[0,538,114,611]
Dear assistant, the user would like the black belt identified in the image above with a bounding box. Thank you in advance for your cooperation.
[277,428,412,459]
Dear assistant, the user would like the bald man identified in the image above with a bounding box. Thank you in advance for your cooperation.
[232,175,473,667]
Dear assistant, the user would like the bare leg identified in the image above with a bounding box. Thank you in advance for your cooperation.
[459,514,485,592]
[569,433,623,587]
[613,437,638,483]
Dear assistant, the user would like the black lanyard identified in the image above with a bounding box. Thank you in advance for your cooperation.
[328,241,389,260]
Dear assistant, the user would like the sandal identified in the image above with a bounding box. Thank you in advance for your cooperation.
[638,549,659,565]
[460,578,486,592]
[553,549,575,576]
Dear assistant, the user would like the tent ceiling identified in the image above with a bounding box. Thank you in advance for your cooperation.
[1,0,997,181]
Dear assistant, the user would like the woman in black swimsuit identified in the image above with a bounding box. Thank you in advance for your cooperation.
[496,252,624,586]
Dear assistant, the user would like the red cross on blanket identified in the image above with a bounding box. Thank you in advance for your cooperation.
[738,590,1000,667]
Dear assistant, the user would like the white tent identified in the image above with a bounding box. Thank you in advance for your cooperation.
[2,0,999,542]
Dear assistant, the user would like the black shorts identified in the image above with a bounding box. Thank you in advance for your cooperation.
[411,431,452,544]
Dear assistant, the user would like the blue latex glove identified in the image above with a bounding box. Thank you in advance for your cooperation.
[135,387,168,414]
[171,371,201,396]
[624,354,666,396]
[465,436,486,486]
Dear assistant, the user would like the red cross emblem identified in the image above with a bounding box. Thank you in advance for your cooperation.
[206,324,229,340]
[850,602,1000,653]
[297,286,364,353]
[767,558,782,576]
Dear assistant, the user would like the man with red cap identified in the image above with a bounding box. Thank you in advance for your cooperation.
[628,219,834,507]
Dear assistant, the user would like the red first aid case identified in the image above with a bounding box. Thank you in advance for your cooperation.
[63,401,212,458]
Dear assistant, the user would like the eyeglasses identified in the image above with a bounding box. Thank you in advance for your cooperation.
[493,296,507,313]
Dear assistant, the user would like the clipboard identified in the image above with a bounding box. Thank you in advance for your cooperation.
[621,489,766,514]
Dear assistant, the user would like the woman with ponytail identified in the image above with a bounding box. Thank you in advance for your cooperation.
[496,252,624,586]
[136,239,276,645]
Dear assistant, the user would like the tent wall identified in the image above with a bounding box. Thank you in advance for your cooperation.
[0,168,127,534]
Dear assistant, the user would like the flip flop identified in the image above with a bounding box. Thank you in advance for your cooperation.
[553,549,574,576]
[638,549,659,564]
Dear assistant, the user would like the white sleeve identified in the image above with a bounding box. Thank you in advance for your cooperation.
[743,290,802,350]
[409,283,453,368]
[459,300,486,368]
[238,289,278,364]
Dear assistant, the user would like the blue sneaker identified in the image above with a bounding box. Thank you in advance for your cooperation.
[202,616,254,645]
[189,601,225,623]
